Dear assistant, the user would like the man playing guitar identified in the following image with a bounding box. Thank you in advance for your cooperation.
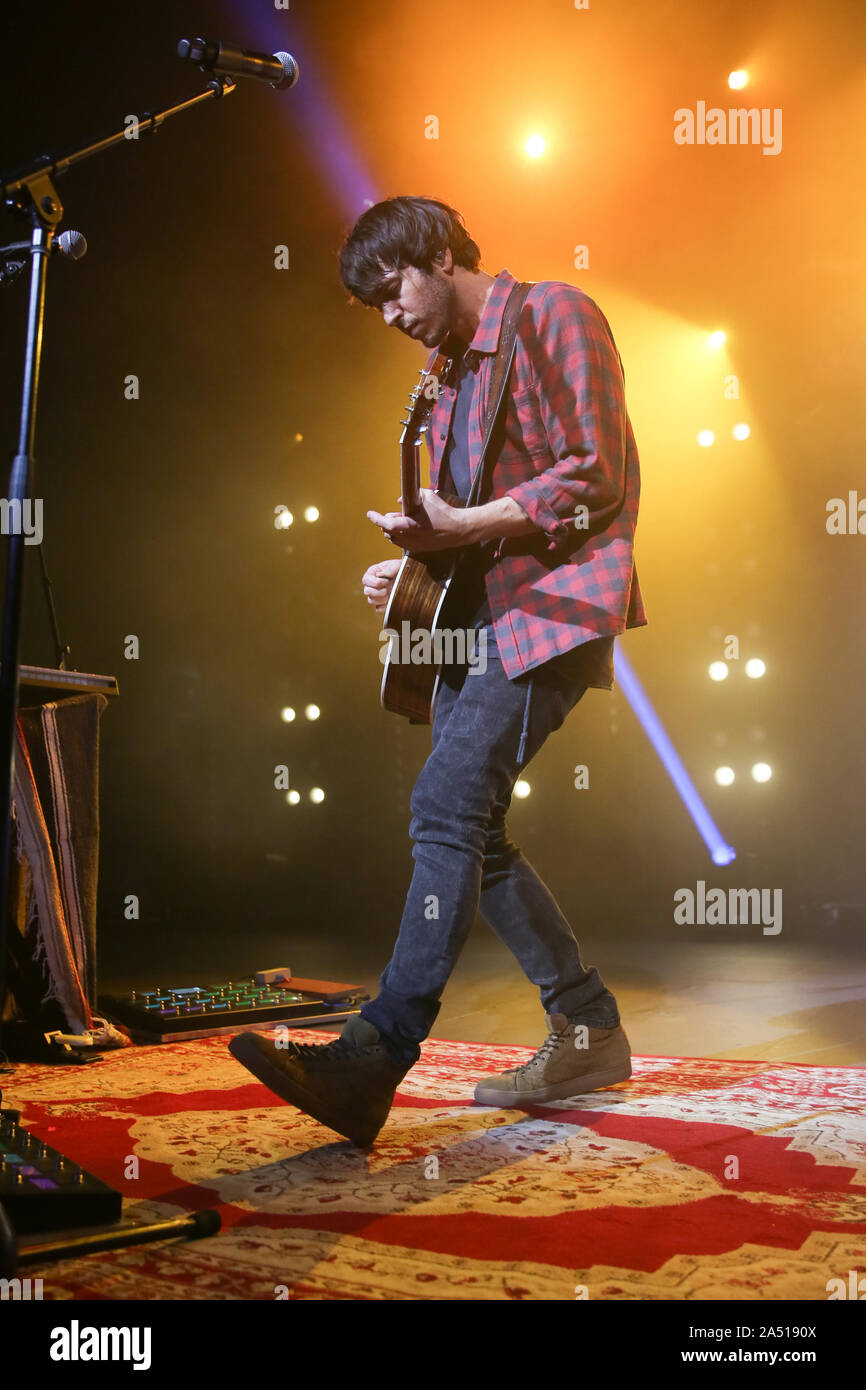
[229,196,646,1146]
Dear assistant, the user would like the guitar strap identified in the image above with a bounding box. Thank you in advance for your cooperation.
[465,279,532,508]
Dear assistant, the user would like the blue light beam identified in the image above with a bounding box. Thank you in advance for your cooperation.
[614,646,736,866]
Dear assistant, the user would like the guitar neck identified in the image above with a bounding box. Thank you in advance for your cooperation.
[401,442,422,516]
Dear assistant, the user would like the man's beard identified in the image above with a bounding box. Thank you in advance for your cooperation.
[426,281,453,346]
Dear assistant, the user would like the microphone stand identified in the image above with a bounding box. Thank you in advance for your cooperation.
[0,73,236,1046]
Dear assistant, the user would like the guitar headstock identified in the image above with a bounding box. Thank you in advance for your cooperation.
[398,355,450,446]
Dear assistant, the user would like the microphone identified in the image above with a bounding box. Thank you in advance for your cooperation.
[177,37,299,90]
[53,229,87,260]
[0,229,87,288]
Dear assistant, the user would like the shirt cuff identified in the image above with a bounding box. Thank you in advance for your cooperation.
[505,480,575,551]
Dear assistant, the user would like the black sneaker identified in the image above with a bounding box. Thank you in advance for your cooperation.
[227,1015,414,1147]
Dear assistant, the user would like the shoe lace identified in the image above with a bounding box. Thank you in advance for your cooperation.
[511,1029,562,1074]
[287,1038,380,1063]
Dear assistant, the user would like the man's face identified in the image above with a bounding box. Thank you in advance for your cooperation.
[374,261,453,348]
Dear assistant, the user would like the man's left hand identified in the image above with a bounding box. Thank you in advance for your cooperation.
[367,488,474,553]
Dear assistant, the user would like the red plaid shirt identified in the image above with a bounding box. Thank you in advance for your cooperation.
[425,268,646,678]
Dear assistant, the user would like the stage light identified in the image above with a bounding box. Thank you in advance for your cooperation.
[728,70,749,90]
[614,648,736,865]
[708,330,726,349]
[744,658,766,679]
[304,703,321,720]
[732,422,751,441]
[293,433,304,444]
[286,789,300,805]
[698,430,715,447]
[310,786,326,803]
[709,661,729,681]
[275,509,293,529]
[280,706,296,723]
[304,506,320,522]
[514,779,531,798]
[751,762,772,782]
[524,134,546,159]
[714,766,735,786]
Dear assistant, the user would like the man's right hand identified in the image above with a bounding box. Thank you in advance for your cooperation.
[361,557,402,615]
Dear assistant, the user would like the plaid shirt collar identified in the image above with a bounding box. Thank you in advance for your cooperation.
[458,267,518,358]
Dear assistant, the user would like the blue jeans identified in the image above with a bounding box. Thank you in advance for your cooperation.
[361,624,621,1065]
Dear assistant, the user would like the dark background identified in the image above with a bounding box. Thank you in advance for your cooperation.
[1,1,863,1005]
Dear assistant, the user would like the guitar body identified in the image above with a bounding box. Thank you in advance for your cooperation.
[380,553,456,723]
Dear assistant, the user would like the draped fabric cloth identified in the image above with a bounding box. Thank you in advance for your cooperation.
[4,692,129,1053]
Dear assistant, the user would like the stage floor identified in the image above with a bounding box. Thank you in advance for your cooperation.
[98,932,866,1067]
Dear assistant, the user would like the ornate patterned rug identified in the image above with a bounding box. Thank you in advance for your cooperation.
[4,1031,865,1300]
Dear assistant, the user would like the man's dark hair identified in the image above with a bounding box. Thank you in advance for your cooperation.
[338,195,481,306]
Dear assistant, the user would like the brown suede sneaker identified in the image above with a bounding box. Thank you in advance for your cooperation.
[473,1014,632,1105]
[228,1015,415,1148]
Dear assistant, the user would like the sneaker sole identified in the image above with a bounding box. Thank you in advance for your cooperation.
[227,1032,381,1147]
[473,1058,632,1106]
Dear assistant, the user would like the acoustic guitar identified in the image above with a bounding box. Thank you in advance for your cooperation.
[379,343,464,724]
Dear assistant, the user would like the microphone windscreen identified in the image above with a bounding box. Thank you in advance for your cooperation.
[271,52,299,90]
[191,1209,222,1237]
[57,230,87,260]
